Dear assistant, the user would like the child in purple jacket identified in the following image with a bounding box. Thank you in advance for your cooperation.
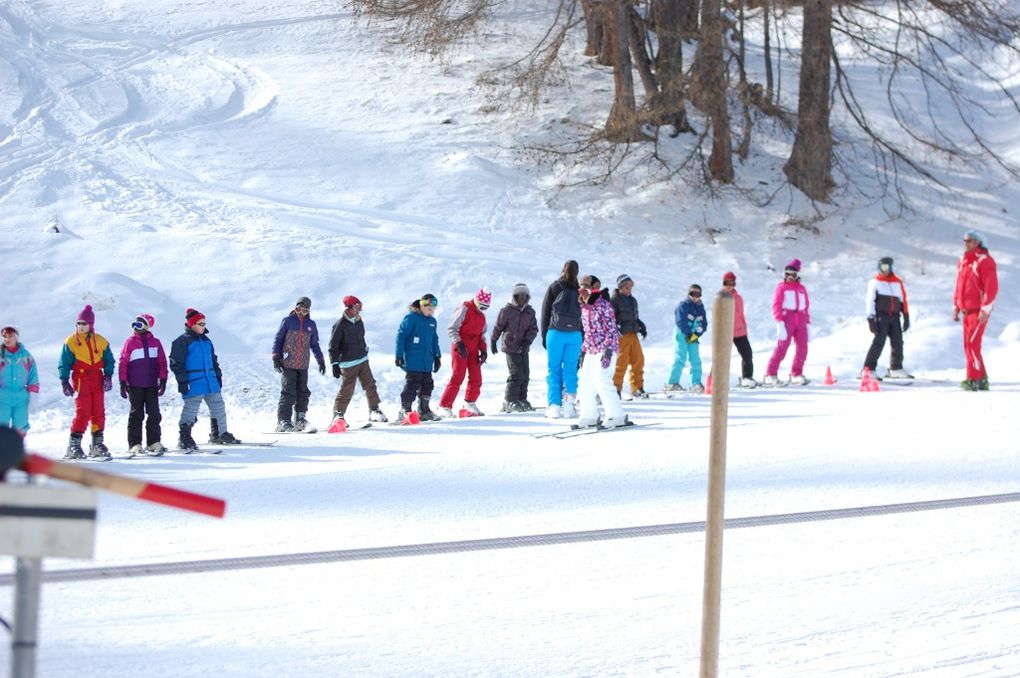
[118,314,169,455]
[576,275,628,429]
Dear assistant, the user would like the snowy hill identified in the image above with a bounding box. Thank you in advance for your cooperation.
[1,0,1019,675]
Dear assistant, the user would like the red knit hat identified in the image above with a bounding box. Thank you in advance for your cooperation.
[722,271,736,283]
[343,295,362,308]
[475,287,493,308]
[185,308,206,328]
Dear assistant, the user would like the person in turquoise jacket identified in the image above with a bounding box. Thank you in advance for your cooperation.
[666,284,707,393]
[0,327,39,435]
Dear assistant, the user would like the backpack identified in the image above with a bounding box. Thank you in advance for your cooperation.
[550,283,582,331]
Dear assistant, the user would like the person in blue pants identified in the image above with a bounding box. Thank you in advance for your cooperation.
[540,260,583,419]
[666,284,707,393]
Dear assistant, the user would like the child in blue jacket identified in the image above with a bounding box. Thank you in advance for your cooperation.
[0,327,39,435]
[394,294,443,423]
[666,285,707,393]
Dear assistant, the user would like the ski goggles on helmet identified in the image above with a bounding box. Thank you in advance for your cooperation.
[420,294,439,308]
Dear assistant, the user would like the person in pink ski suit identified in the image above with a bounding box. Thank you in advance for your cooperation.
[764,259,811,385]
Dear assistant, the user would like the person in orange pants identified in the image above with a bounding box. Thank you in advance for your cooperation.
[610,274,647,398]
[953,230,998,390]
[58,305,115,459]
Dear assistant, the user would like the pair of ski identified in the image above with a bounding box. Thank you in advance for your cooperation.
[531,420,659,439]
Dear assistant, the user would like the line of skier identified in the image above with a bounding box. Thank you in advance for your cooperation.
[0,230,998,459]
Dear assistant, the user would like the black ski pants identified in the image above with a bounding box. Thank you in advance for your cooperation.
[504,352,531,402]
[277,368,311,422]
[864,314,904,371]
[127,385,162,447]
[400,371,434,411]
[733,335,754,379]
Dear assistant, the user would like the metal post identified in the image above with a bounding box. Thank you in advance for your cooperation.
[11,557,42,678]
[699,291,734,678]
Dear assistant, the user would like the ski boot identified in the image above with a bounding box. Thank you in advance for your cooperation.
[460,401,484,417]
[88,430,111,460]
[208,419,240,444]
[276,419,296,433]
[369,408,389,423]
[146,442,167,456]
[294,412,311,432]
[178,423,199,452]
[64,433,85,460]
[418,398,442,422]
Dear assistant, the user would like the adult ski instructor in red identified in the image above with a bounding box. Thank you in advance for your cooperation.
[953,230,998,391]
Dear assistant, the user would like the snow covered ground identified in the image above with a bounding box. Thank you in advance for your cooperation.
[1,0,1018,675]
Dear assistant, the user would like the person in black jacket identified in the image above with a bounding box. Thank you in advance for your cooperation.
[328,296,388,427]
[610,274,648,398]
[540,260,582,419]
[491,283,539,412]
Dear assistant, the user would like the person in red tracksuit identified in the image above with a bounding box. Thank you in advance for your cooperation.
[438,287,492,417]
[58,305,115,460]
[953,230,998,391]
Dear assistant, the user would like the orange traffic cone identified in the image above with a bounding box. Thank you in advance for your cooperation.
[327,417,348,434]
[705,373,713,395]
[824,366,837,385]
[401,411,421,425]
[859,367,880,392]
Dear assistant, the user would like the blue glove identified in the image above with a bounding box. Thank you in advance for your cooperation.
[102,375,113,392]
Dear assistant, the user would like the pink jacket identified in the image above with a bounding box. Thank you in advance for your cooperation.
[772,280,810,323]
[731,288,748,338]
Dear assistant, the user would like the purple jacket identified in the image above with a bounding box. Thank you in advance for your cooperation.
[118,332,168,388]
[580,294,620,354]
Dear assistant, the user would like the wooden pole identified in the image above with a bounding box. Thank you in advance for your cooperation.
[699,290,735,678]
[19,454,226,518]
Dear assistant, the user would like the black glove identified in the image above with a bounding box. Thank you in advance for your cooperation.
[61,379,73,397]
[638,320,647,340]
[102,375,113,392]
[332,363,341,379]
[541,333,547,349]
[868,316,877,334]
[902,314,910,333]
[456,341,467,359]
[601,348,613,368]
[157,379,166,396]
[395,356,405,368]
[318,361,326,376]
[479,350,487,365]
[179,382,190,395]
[433,356,442,373]
[578,353,585,368]
[120,381,129,399]
[273,357,284,373]
[490,339,498,355]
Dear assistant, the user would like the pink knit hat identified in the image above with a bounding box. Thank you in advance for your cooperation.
[475,287,493,308]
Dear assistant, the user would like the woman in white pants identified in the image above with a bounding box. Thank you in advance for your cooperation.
[576,275,628,429]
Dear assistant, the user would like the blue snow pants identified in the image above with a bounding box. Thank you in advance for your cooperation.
[545,328,582,406]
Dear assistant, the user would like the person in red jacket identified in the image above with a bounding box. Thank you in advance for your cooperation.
[954,230,998,390]
[439,288,492,417]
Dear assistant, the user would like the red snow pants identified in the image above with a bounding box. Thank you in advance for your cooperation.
[440,346,482,408]
[71,385,106,434]
[962,312,988,381]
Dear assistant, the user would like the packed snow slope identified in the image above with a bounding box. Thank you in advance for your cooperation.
[1,0,1019,676]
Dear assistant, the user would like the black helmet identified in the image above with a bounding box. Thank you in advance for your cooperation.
[878,257,893,273]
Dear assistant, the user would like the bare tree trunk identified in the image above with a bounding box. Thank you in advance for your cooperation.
[680,0,699,38]
[628,7,658,101]
[649,0,692,132]
[605,0,647,142]
[763,0,774,104]
[784,0,833,200]
[581,0,602,56]
[736,0,752,159]
[698,0,733,181]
